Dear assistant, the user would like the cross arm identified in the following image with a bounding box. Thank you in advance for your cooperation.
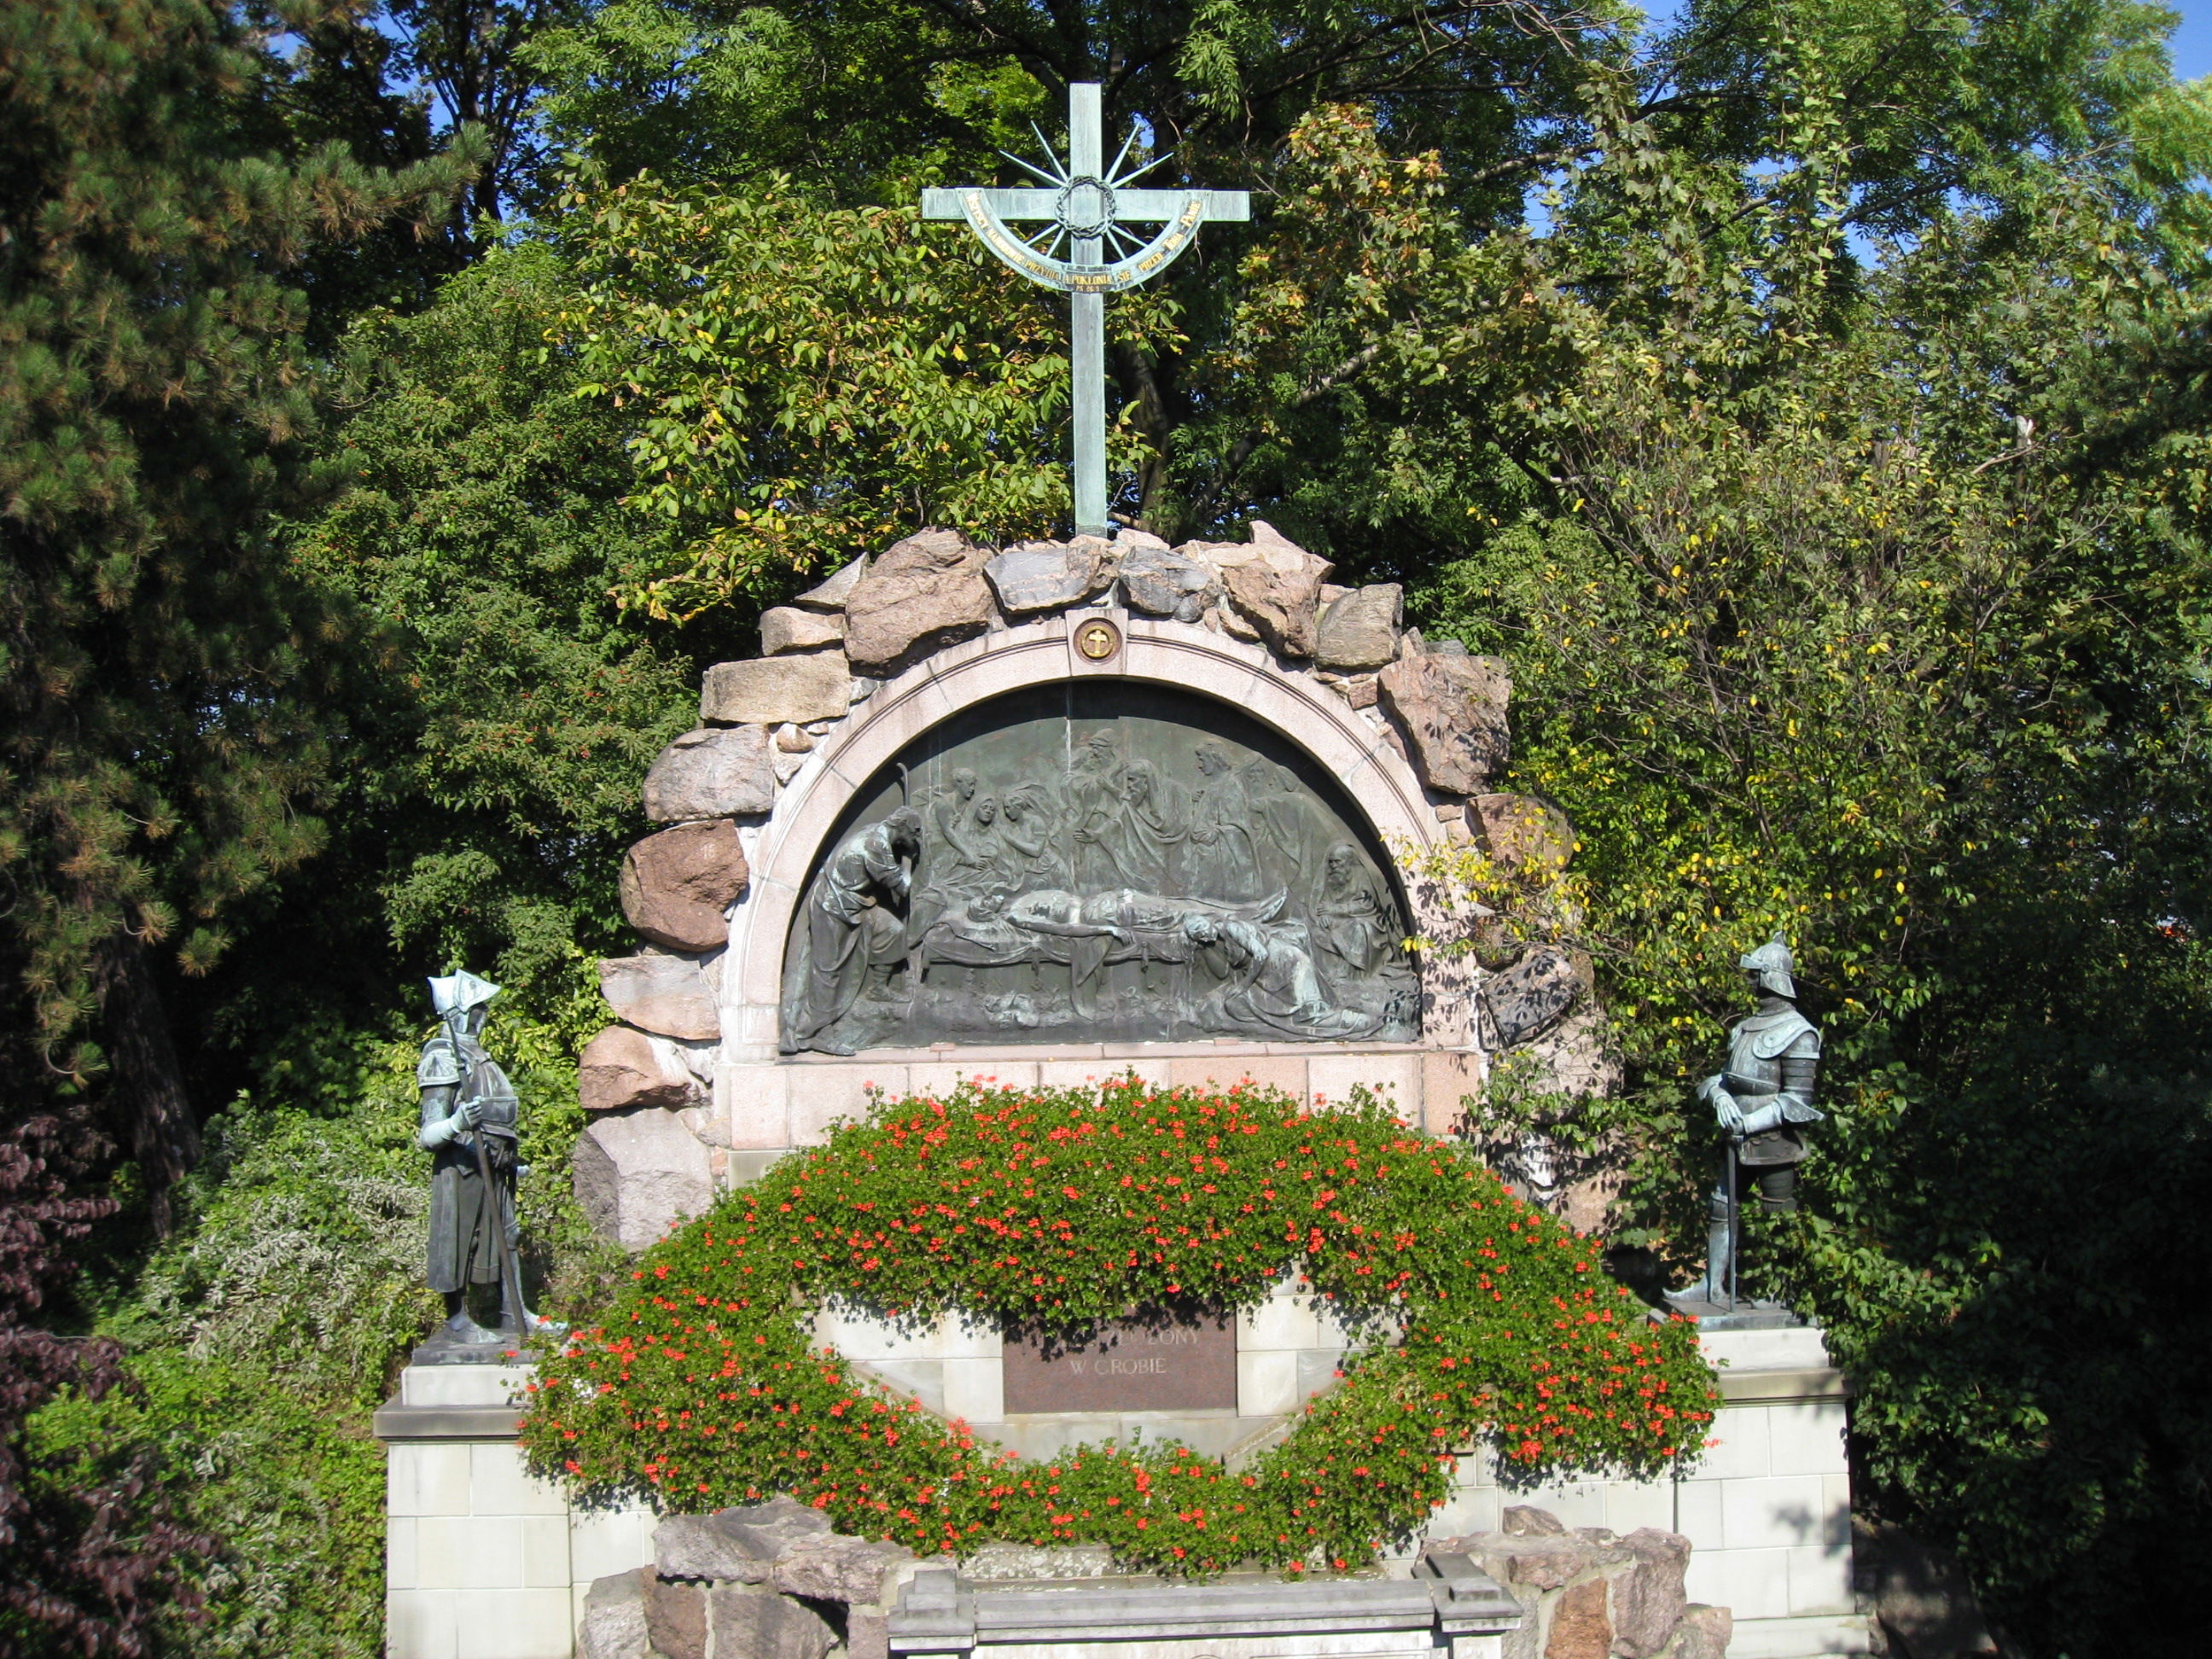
[921,187,1250,224]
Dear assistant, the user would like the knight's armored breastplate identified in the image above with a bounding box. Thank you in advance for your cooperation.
[1725,1032,1785,1097]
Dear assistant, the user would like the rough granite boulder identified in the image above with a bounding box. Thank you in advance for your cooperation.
[1212,526,1332,657]
[773,1534,917,1604]
[573,1107,714,1251]
[1613,1528,1692,1657]
[844,528,995,671]
[599,953,720,1040]
[1480,946,1585,1049]
[579,1569,651,1659]
[760,606,846,655]
[1315,583,1404,670]
[620,820,748,952]
[1425,1512,1711,1659]
[1377,646,1512,795]
[656,1497,829,1582]
[792,554,867,611]
[1121,538,1220,622]
[701,654,853,726]
[708,1585,838,1659]
[644,1575,709,1659]
[643,726,776,823]
[1470,792,1576,877]
[713,1494,834,1558]
[984,536,1114,614]
[578,1026,706,1112]
[1673,1605,1733,1659]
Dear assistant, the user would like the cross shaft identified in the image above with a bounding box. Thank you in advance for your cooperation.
[923,84,1248,537]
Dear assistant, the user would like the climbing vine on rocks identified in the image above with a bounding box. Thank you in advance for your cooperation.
[521,1080,1715,1572]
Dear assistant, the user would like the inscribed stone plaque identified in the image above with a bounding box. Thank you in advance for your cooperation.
[1002,1307,1237,1415]
[781,681,1418,1052]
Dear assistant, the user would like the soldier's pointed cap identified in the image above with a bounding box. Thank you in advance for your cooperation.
[428,969,503,1016]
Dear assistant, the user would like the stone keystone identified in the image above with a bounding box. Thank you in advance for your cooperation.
[843,527,995,672]
[1121,538,1221,622]
[578,1026,706,1113]
[1377,647,1511,794]
[599,953,720,1040]
[644,726,776,822]
[773,1534,917,1604]
[984,536,1115,614]
[701,654,853,726]
[1315,583,1404,671]
[620,820,748,952]
[1214,527,1332,657]
[760,606,847,655]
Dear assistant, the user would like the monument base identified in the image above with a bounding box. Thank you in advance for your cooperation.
[1663,1295,1804,1332]
[376,1319,1866,1658]
[375,1353,653,1659]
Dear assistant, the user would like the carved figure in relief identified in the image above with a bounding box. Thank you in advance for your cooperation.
[783,706,1419,1051]
[998,786,1067,886]
[1091,760,1185,892]
[1184,914,1382,1039]
[1313,842,1400,978]
[790,806,922,1051]
[1066,731,1126,889]
[1186,744,1261,899]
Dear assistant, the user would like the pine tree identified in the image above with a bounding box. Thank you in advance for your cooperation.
[0,7,461,1639]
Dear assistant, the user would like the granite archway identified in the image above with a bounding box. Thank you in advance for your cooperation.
[717,611,1454,1062]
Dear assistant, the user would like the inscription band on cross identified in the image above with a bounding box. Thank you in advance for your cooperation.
[923,84,1249,538]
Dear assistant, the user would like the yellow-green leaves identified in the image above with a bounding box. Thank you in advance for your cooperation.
[558,176,1103,616]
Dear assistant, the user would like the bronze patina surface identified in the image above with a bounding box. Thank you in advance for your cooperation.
[780,682,1418,1052]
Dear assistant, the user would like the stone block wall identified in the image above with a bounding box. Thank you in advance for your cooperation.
[1416,1326,1864,1658]
[378,1361,655,1658]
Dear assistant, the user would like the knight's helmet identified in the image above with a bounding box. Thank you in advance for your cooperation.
[1738,934,1796,999]
[428,969,502,1031]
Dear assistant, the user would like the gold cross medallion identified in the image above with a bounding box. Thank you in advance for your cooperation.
[1075,618,1122,661]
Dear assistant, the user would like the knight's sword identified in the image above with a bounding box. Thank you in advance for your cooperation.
[923,83,1249,537]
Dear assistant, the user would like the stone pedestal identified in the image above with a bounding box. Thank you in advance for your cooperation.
[888,1554,1523,1659]
[1416,1321,1866,1658]
[375,1351,655,1658]
[377,1320,1860,1657]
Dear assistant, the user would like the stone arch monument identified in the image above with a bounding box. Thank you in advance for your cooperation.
[573,522,1592,1250]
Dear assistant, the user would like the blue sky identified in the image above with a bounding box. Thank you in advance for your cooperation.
[2171,2,2212,80]
[1634,2,2212,81]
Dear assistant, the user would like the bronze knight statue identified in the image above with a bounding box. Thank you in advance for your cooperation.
[1694,934,1822,1305]
[417,969,545,1342]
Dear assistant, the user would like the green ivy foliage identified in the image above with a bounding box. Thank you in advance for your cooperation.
[522,1080,1716,1572]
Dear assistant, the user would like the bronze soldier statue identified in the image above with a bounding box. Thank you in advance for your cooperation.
[1694,934,1822,1305]
[417,970,544,1342]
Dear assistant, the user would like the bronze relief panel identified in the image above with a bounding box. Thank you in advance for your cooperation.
[780,683,1417,1053]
